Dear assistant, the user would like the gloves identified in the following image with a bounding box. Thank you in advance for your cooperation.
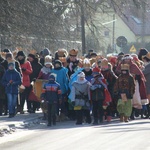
[32,78,36,82]
[9,80,13,84]
[71,101,75,107]
[22,68,26,72]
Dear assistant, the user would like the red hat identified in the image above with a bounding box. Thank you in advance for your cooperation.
[92,67,101,75]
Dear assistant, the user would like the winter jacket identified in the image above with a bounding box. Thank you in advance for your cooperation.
[20,61,32,87]
[2,69,22,94]
[0,65,5,99]
[114,73,135,99]
[29,59,42,82]
[41,80,61,104]
[51,67,69,94]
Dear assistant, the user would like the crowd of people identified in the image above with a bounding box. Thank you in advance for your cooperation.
[0,47,150,127]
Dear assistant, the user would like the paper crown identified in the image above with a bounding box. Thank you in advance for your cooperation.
[121,64,130,70]
[69,49,78,56]
[57,49,68,57]
[89,58,96,66]
[83,58,91,68]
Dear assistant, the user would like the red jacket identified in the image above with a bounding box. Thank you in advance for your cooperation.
[20,61,32,87]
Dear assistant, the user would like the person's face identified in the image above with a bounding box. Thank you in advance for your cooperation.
[121,70,128,74]
[79,77,84,81]
[6,57,12,61]
[9,64,14,70]
[45,64,51,68]
[84,67,90,72]
[70,55,76,62]
[28,56,34,62]
[18,55,24,60]
[124,59,130,64]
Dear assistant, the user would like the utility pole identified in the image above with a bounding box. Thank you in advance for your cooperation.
[80,0,86,55]
[112,14,115,52]
[141,1,146,47]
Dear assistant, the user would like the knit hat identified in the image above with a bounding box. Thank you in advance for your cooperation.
[78,72,85,78]
[121,64,129,71]
[28,53,35,59]
[69,49,78,56]
[138,48,149,60]
[16,51,26,57]
[54,59,62,67]
[44,55,52,65]
[90,52,97,58]
[92,67,101,75]
[83,58,91,68]
[49,74,56,81]
[100,58,108,69]
[43,48,51,57]
[3,49,11,53]
[122,54,133,60]
[6,52,13,59]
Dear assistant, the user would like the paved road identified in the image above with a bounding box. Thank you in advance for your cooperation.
[0,119,150,150]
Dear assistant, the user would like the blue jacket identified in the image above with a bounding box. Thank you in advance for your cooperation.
[2,69,22,94]
[41,80,61,104]
[51,67,69,94]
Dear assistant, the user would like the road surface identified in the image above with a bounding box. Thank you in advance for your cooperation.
[0,119,150,150]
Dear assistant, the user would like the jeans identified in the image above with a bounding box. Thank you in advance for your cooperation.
[7,94,17,115]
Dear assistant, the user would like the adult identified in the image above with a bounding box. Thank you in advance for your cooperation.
[16,51,33,113]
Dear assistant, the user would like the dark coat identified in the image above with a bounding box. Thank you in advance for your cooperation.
[29,58,42,82]
[0,65,5,99]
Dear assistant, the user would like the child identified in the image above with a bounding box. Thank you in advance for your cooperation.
[90,67,111,125]
[2,60,22,118]
[41,74,62,126]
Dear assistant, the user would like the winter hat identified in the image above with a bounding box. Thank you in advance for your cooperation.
[57,49,68,57]
[42,48,51,57]
[109,56,117,65]
[92,67,101,75]
[118,52,124,56]
[69,49,78,56]
[28,53,35,59]
[44,55,52,65]
[83,58,91,68]
[49,74,56,81]
[121,64,129,71]
[16,51,26,57]
[90,52,97,58]
[122,54,133,60]
[54,59,62,67]
[3,49,11,53]
[100,58,108,69]
[78,72,85,78]
[138,48,149,60]
[6,52,13,59]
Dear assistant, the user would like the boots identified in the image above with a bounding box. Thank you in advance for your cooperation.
[124,116,129,122]
[120,114,124,122]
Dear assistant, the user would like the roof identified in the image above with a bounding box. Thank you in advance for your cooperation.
[120,3,150,36]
